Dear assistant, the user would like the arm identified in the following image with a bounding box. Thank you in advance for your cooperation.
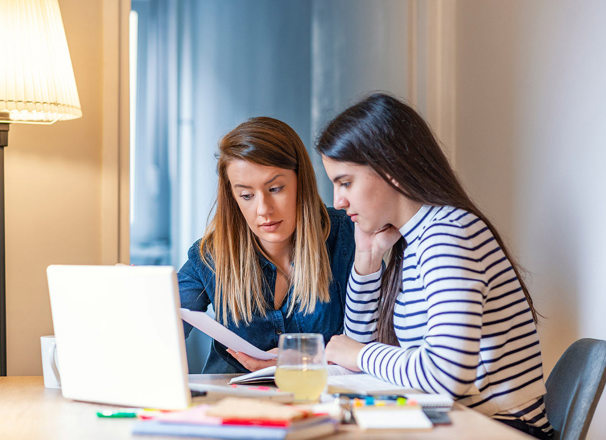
[326,223,400,368]
[356,223,487,397]
[345,223,401,342]
[343,266,382,343]
[177,241,212,338]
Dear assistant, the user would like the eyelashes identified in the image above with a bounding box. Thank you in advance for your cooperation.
[239,185,285,201]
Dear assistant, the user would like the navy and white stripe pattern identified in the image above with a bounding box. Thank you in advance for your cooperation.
[345,205,552,435]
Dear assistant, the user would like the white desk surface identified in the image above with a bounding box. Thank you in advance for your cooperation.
[0,376,531,439]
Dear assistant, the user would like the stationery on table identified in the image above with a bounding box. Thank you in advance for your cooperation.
[350,397,433,431]
[333,391,454,411]
[97,410,139,418]
[401,392,454,411]
[132,397,337,440]
[325,371,415,394]
[181,307,451,431]
[422,409,452,425]
[334,393,452,427]
[182,307,449,407]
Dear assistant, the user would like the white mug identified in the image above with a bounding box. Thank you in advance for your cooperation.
[40,335,61,389]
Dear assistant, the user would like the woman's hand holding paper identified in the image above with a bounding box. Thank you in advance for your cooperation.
[227,347,279,372]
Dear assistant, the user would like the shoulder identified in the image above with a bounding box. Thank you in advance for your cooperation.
[326,206,354,239]
[185,239,216,272]
[327,206,352,228]
[416,207,495,258]
[325,206,355,258]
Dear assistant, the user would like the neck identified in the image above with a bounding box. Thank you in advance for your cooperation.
[261,240,293,275]
[394,197,424,231]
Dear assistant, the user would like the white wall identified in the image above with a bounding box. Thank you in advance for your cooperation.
[6,0,119,375]
[455,1,606,437]
[311,0,410,202]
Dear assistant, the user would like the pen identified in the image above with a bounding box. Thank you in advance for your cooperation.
[96,410,139,418]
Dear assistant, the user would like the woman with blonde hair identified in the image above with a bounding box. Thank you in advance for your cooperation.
[178,117,355,373]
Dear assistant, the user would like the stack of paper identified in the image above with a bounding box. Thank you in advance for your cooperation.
[404,393,453,411]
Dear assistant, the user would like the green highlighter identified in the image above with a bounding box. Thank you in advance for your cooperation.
[96,410,138,418]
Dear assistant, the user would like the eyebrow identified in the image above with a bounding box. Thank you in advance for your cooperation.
[331,174,350,183]
[233,174,284,189]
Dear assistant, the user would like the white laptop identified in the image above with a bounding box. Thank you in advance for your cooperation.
[46,265,191,409]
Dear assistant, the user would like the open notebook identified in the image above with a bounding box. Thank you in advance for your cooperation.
[230,365,408,392]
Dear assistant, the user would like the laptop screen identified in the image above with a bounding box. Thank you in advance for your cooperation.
[47,265,191,409]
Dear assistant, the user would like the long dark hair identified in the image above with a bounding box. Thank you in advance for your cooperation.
[316,93,538,345]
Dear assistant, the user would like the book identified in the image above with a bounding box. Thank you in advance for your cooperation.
[230,364,405,389]
[132,418,337,439]
[132,400,337,440]
[230,365,414,395]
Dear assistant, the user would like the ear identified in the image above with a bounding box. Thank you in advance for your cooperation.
[385,173,401,189]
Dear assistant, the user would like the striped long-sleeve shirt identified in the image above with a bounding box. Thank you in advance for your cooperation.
[346,205,552,435]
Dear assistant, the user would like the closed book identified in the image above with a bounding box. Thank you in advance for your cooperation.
[132,417,337,440]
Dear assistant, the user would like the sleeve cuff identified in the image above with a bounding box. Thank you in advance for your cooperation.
[357,341,380,371]
[351,263,384,283]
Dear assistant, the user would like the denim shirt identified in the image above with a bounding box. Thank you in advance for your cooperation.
[177,207,355,373]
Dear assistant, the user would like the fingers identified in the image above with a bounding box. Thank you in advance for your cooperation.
[227,349,252,370]
[226,349,277,372]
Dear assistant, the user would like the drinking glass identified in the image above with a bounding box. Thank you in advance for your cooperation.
[274,333,328,402]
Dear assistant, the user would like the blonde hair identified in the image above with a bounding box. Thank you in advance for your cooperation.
[200,117,331,325]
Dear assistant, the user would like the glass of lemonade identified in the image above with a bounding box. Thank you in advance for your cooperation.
[274,333,328,402]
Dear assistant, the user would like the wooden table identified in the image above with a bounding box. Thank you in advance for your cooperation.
[0,376,530,439]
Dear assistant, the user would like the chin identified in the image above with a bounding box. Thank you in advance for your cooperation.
[258,232,291,244]
[357,223,375,234]
[361,222,385,235]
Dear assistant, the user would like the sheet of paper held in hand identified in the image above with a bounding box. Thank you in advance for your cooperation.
[180,308,277,360]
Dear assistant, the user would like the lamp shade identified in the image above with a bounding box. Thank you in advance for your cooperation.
[0,0,81,124]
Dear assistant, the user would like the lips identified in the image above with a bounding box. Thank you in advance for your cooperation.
[347,213,358,222]
[259,220,282,232]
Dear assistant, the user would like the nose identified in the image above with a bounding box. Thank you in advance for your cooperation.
[256,192,273,217]
[333,188,348,210]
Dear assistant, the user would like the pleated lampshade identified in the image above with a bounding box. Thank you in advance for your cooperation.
[0,0,82,124]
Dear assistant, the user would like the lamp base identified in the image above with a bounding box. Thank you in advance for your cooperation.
[0,126,6,375]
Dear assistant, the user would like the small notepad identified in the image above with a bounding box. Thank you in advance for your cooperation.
[353,406,433,430]
[404,393,453,411]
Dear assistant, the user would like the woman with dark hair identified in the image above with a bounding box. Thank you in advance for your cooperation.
[178,117,354,374]
[319,93,552,439]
